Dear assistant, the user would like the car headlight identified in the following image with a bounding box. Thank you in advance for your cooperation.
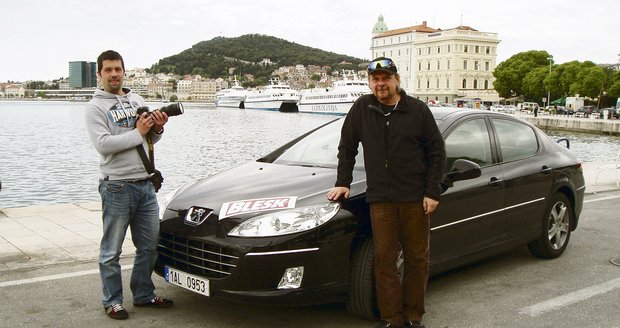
[228,202,340,237]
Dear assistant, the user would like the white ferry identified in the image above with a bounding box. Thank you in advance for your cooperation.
[215,77,247,109]
[297,73,369,115]
[244,78,301,112]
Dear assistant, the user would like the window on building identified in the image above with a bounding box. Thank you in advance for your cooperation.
[437,61,440,70]
[447,60,451,69]
[463,60,468,69]
[418,62,421,71]
[484,80,489,89]
[382,40,385,45]
[486,46,490,54]
[446,79,450,88]
[475,45,479,53]
[427,62,431,70]
[418,79,421,88]
[427,80,430,88]
[390,50,393,57]
[485,62,490,71]
[464,45,468,53]
[438,46,441,53]
[436,78,440,88]
[462,79,467,88]
[448,45,451,52]
[398,50,401,56]
[473,80,478,89]
[474,61,479,70]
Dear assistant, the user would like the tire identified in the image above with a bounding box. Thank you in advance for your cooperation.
[346,237,404,319]
[528,193,573,258]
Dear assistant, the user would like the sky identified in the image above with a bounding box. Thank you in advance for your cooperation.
[1,0,618,82]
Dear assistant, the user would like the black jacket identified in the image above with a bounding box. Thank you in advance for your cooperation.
[335,90,446,202]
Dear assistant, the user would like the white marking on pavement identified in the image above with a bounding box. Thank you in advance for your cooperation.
[0,265,133,288]
[584,194,620,204]
[519,277,620,317]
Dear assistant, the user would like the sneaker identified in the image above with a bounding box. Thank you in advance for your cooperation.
[133,295,173,308]
[405,320,425,328]
[105,303,128,320]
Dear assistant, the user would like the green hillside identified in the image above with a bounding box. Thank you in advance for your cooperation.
[148,34,367,84]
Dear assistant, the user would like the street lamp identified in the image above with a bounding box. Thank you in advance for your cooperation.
[547,56,553,108]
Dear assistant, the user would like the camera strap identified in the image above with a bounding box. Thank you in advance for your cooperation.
[136,135,155,174]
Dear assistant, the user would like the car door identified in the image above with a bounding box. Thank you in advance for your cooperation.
[431,116,505,265]
[490,118,552,241]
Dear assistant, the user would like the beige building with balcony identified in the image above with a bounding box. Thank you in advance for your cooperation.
[371,17,501,105]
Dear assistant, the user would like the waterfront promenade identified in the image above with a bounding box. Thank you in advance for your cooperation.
[0,162,618,271]
[516,111,620,135]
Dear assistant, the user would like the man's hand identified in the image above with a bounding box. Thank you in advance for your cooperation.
[136,112,154,136]
[326,186,350,201]
[423,197,439,215]
[151,110,169,133]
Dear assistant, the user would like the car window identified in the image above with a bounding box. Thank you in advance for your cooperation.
[493,119,539,162]
[274,120,364,168]
[445,118,493,169]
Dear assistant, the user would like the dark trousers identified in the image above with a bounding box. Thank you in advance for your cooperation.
[370,202,430,326]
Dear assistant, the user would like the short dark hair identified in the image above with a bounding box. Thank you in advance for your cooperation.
[97,50,125,74]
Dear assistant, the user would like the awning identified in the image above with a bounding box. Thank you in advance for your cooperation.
[551,97,566,105]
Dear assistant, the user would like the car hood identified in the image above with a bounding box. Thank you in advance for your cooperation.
[166,161,342,219]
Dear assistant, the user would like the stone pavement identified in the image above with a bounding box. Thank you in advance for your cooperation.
[0,163,618,271]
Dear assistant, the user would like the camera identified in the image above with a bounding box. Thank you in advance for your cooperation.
[136,102,184,118]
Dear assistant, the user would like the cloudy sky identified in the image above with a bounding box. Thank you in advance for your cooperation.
[1,0,618,82]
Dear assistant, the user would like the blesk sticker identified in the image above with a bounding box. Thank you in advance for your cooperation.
[219,196,298,219]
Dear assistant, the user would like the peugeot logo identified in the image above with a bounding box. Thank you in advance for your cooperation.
[184,206,213,226]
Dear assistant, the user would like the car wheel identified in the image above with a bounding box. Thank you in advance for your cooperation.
[528,193,572,258]
[346,237,403,319]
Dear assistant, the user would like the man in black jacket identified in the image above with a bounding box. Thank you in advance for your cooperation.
[327,57,446,328]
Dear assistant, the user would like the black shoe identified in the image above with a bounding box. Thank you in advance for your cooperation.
[405,320,425,328]
[374,320,399,328]
[105,303,128,320]
[133,295,173,308]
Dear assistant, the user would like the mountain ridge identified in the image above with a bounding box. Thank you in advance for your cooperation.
[148,34,368,84]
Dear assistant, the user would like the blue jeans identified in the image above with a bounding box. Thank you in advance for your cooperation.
[98,179,160,307]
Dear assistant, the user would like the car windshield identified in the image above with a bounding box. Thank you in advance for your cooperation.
[273,119,365,169]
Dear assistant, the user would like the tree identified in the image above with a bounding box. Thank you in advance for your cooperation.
[522,67,548,103]
[570,65,605,99]
[493,50,552,99]
[169,94,178,102]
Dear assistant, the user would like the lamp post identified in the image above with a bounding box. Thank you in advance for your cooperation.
[547,56,553,108]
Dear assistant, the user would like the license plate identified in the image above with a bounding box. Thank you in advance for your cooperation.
[164,266,210,297]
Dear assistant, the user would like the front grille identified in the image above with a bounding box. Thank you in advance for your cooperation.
[158,232,241,279]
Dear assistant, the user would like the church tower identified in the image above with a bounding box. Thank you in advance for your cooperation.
[372,14,388,36]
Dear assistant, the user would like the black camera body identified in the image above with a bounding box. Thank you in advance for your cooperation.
[136,102,184,118]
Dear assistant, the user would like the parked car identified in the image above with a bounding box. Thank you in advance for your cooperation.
[155,108,585,319]
[575,105,597,118]
[556,106,575,115]
[490,105,504,112]
[502,105,517,114]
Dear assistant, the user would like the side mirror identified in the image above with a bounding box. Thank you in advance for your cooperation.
[441,159,481,193]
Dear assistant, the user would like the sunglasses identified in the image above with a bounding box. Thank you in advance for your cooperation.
[367,58,396,73]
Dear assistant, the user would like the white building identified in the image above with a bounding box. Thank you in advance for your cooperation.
[370,17,501,105]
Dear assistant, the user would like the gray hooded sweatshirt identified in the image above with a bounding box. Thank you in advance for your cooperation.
[85,88,162,180]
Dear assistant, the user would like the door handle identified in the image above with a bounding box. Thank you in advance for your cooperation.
[488,177,504,186]
[541,166,552,174]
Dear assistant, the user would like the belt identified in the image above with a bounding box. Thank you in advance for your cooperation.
[104,176,150,183]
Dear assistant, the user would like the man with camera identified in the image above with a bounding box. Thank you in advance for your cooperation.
[85,50,173,320]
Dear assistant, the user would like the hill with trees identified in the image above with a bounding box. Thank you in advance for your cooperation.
[148,34,367,86]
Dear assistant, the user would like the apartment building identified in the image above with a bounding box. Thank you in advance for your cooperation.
[371,17,501,105]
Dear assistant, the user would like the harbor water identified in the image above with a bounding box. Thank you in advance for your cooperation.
[1,101,619,209]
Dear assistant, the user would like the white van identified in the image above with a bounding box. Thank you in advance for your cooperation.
[521,102,538,112]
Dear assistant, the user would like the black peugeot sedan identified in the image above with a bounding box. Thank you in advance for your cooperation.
[155,107,585,319]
